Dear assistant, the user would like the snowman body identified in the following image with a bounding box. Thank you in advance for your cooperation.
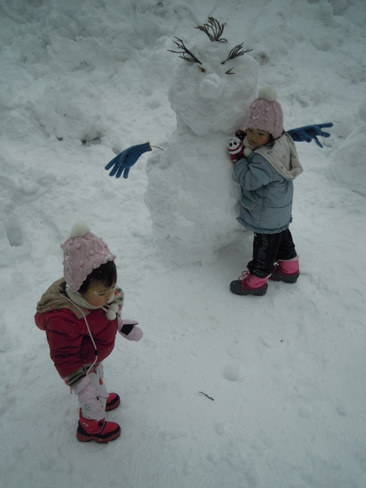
[145,34,258,264]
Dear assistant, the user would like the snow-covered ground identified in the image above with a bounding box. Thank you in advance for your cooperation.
[1,1,366,487]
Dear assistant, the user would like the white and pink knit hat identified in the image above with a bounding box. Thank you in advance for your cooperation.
[245,86,284,139]
[61,222,116,292]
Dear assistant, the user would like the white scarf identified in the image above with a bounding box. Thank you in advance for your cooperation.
[66,287,121,320]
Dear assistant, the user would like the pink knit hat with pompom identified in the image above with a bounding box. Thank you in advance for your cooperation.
[245,86,283,139]
[61,222,116,292]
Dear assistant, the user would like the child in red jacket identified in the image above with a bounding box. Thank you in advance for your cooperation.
[35,222,142,443]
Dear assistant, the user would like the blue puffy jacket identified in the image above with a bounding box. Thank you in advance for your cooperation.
[233,133,303,234]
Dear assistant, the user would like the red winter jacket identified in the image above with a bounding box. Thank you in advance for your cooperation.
[34,279,119,379]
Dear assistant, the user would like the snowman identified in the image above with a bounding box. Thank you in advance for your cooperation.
[105,18,332,265]
[145,18,258,265]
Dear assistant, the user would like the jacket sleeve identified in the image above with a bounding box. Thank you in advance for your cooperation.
[233,154,276,191]
[45,313,86,379]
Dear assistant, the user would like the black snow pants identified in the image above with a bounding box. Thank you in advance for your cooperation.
[247,229,297,278]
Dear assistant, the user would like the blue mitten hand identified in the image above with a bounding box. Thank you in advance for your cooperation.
[105,142,152,178]
[287,123,333,148]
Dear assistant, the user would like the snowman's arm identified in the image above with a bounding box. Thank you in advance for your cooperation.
[105,142,152,179]
[287,123,333,148]
[235,123,333,148]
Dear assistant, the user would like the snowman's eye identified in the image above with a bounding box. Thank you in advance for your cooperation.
[221,43,252,65]
[168,37,203,67]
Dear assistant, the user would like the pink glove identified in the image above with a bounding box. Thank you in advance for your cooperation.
[227,137,244,162]
[118,319,143,341]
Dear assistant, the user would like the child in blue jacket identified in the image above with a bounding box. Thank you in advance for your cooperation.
[227,87,303,296]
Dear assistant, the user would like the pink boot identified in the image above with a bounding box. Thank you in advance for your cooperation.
[106,393,120,412]
[76,411,121,443]
[270,256,300,283]
[230,271,269,296]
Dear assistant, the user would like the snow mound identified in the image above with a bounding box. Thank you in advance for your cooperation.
[328,124,366,196]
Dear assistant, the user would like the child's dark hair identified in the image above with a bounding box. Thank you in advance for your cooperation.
[265,134,275,148]
[78,260,117,295]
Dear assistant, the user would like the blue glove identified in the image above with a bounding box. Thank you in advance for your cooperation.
[287,123,333,148]
[105,142,152,178]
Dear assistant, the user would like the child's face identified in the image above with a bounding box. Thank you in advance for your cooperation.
[81,281,116,307]
[246,128,270,149]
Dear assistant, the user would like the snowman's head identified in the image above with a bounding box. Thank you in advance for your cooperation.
[168,18,258,136]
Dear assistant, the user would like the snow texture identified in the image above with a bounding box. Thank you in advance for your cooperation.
[1,1,366,488]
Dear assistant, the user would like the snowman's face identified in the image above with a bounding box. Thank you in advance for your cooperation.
[168,39,258,136]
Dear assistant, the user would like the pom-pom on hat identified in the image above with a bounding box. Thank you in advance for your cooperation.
[61,222,116,292]
[245,86,283,139]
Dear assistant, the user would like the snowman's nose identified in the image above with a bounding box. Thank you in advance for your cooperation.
[199,73,224,99]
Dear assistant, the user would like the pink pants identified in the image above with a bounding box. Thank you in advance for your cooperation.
[78,364,109,420]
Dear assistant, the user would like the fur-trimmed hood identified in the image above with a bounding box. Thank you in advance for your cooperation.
[246,132,303,180]
[35,278,92,323]
[35,278,124,327]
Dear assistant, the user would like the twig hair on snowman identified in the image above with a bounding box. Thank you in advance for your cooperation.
[168,17,252,75]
